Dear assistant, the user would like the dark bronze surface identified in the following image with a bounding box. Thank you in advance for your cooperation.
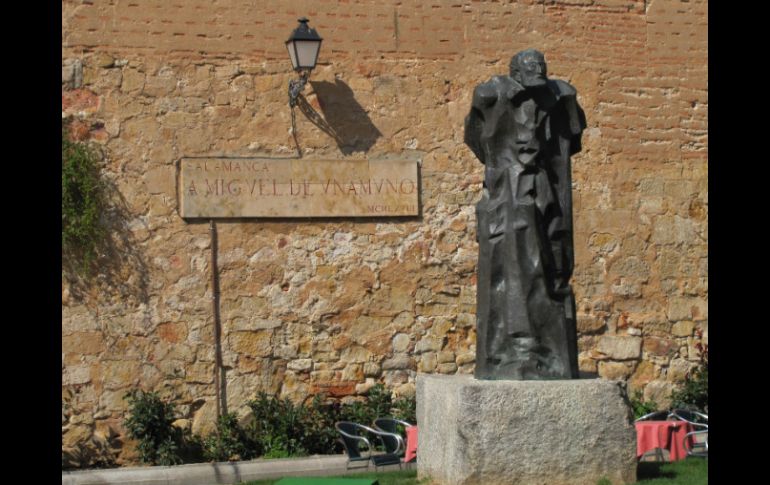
[465,49,586,380]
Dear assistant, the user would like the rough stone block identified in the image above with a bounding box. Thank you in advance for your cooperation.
[597,336,642,360]
[416,375,637,485]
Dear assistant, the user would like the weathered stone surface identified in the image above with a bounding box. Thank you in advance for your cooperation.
[455,351,475,366]
[143,166,175,195]
[437,350,455,364]
[229,331,272,357]
[666,359,695,383]
[643,380,675,409]
[179,158,420,218]
[415,335,444,354]
[643,337,678,357]
[419,352,438,372]
[185,362,214,384]
[417,375,636,485]
[287,359,312,372]
[340,363,362,381]
[392,333,411,352]
[597,336,642,360]
[62,89,100,116]
[382,355,414,370]
[577,314,606,333]
[667,297,708,322]
[629,361,657,390]
[395,382,416,398]
[62,59,83,89]
[671,321,695,337]
[191,400,217,436]
[598,361,634,380]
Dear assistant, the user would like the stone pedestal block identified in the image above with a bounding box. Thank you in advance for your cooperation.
[416,375,637,485]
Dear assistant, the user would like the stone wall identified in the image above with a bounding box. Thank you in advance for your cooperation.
[62,0,707,467]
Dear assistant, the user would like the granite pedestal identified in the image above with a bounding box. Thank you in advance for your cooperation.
[416,375,637,485]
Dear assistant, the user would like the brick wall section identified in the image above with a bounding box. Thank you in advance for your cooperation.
[62,0,707,467]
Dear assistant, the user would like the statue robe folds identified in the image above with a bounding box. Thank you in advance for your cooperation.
[465,75,586,380]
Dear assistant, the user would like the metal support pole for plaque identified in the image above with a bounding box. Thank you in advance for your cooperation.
[209,220,224,418]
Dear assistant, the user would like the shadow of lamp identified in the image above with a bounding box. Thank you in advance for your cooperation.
[286,17,323,107]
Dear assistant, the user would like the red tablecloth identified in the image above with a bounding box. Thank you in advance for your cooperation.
[635,420,694,461]
[405,426,418,463]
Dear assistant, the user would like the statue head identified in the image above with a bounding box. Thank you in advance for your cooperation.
[510,49,547,87]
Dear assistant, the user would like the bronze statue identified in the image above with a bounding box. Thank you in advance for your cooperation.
[465,49,586,379]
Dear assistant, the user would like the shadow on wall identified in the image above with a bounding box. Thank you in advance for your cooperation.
[63,175,150,306]
[300,79,382,155]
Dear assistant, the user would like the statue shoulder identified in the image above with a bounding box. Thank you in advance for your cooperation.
[547,79,577,100]
[472,75,522,107]
[547,79,586,142]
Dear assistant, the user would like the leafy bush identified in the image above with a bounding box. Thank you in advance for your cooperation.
[123,390,182,465]
[671,336,708,413]
[302,395,345,454]
[123,390,203,465]
[629,390,659,420]
[247,384,415,457]
[124,384,419,465]
[202,412,256,462]
[62,121,105,273]
[247,392,309,457]
[360,384,393,422]
[392,394,417,425]
[337,384,396,425]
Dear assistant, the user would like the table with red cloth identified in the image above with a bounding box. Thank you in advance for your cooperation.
[635,420,694,461]
[404,426,418,463]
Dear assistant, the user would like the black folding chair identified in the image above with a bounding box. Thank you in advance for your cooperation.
[335,421,404,470]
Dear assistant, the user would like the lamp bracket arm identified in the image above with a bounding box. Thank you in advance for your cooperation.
[289,71,310,107]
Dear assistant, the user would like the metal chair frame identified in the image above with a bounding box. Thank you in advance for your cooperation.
[669,409,708,458]
[373,417,413,462]
[335,421,405,470]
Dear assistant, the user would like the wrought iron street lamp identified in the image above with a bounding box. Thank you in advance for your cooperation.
[286,17,323,107]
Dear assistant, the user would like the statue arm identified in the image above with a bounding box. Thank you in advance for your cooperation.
[564,96,586,155]
[464,107,486,165]
[549,80,587,154]
[464,80,502,165]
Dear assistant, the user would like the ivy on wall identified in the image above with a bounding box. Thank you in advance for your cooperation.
[62,121,105,274]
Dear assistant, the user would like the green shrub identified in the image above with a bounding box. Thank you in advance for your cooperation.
[338,400,373,425]
[124,384,419,466]
[338,384,393,425]
[123,389,203,465]
[629,390,659,420]
[362,384,393,422]
[302,395,345,454]
[247,385,413,458]
[247,392,309,457]
[123,390,182,465]
[671,337,708,413]
[62,122,105,273]
[203,412,256,462]
[392,394,417,425]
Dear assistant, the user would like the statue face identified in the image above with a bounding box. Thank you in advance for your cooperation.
[511,50,547,87]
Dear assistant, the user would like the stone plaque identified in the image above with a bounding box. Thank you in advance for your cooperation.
[178,158,420,218]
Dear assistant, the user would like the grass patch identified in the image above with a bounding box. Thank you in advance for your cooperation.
[244,469,420,485]
[636,458,707,484]
[243,458,706,485]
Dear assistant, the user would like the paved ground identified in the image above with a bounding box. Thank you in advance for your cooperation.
[62,454,412,485]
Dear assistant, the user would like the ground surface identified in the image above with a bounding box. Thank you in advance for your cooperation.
[241,458,707,485]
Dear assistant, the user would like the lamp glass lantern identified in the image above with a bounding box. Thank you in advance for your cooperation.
[286,17,323,72]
